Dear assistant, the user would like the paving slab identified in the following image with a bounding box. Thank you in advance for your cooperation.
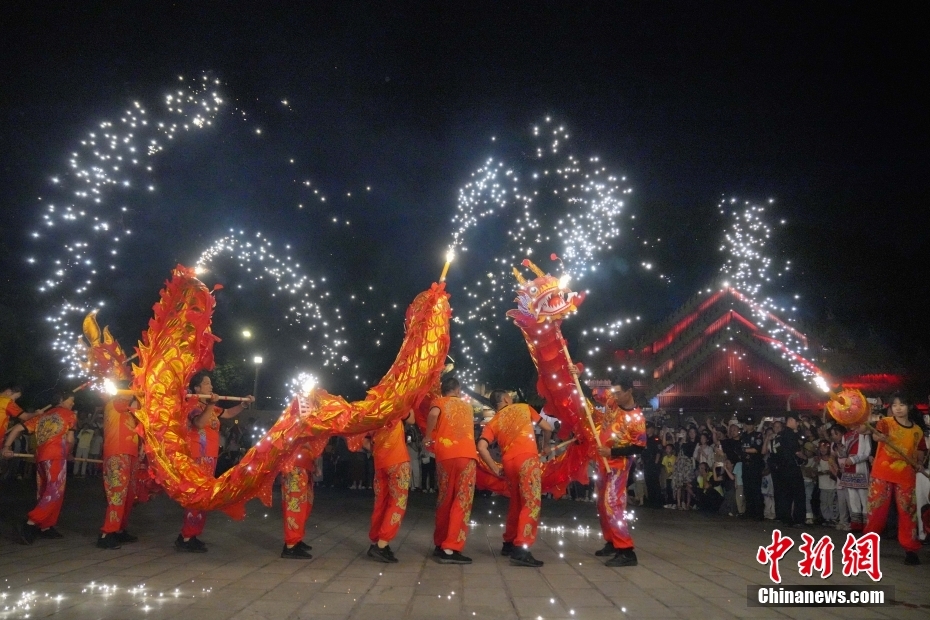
[1,476,928,619]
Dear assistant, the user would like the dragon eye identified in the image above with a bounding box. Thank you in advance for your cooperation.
[529,286,538,295]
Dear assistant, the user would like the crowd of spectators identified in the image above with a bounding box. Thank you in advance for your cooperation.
[628,394,929,539]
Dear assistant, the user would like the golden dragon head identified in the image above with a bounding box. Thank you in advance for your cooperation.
[80,311,132,382]
[506,257,585,324]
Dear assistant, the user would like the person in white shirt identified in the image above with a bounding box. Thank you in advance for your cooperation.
[838,424,872,532]
[761,468,775,520]
[816,440,838,525]
[74,421,96,477]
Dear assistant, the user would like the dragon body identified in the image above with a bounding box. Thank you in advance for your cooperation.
[131,266,451,516]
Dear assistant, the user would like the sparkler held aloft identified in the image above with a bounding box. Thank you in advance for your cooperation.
[439,248,455,283]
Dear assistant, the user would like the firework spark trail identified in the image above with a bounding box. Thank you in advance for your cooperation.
[447,117,632,386]
[28,75,227,377]
[195,230,350,369]
[717,198,819,382]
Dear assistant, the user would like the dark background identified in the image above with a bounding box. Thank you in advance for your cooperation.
[2,2,928,406]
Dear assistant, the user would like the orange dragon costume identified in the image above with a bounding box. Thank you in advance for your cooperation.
[80,312,145,549]
[591,387,646,564]
[365,416,413,562]
[480,401,545,555]
[126,266,450,526]
[864,415,926,557]
[429,392,479,558]
[279,436,327,559]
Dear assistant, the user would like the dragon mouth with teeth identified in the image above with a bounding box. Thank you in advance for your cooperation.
[506,258,585,323]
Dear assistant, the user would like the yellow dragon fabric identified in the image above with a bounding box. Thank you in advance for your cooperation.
[131,266,450,517]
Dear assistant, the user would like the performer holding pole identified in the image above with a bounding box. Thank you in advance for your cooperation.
[478,390,553,567]
[424,376,477,564]
[175,372,253,552]
[97,391,141,549]
[365,411,415,563]
[1,385,38,441]
[591,373,646,567]
[2,391,77,544]
[863,393,927,566]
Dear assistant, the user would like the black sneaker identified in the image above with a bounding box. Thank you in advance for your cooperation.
[500,542,515,556]
[904,552,921,566]
[20,521,38,545]
[367,544,397,563]
[38,527,63,539]
[296,541,312,552]
[175,535,207,553]
[281,544,313,560]
[116,531,139,544]
[433,545,443,557]
[437,550,472,565]
[594,542,616,557]
[97,533,122,550]
[382,545,399,563]
[189,536,207,551]
[605,548,638,567]
[509,548,543,567]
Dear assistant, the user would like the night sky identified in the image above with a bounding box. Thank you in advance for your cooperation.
[2,3,928,403]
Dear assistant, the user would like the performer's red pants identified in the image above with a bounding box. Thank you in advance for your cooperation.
[102,454,138,534]
[434,458,476,551]
[503,456,541,547]
[864,477,920,553]
[181,456,215,539]
[597,459,634,550]
[282,466,314,546]
[369,462,410,543]
[28,459,67,529]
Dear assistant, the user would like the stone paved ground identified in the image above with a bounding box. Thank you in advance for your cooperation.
[1,476,928,619]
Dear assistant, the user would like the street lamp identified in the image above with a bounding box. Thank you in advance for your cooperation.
[242,329,252,339]
[253,355,263,406]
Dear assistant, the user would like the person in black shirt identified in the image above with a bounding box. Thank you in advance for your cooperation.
[642,423,664,507]
[771,413,806,527]
[720,423,743,467]
[740,416,765,520]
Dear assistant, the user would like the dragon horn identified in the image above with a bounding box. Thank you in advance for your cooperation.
[82,311,102,346]
[512,267,527,284]
[522,258,546,277]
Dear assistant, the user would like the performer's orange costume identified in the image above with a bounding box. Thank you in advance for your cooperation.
[180,402,222,539]
[480,403,543,548]
[23,407,77,529]
[864,416,926,553]
[282,439,326,547]
[369,421,411,544]
[430,396,478,552]
[593,394,646,551]
[0,396,24,441]
[101,396,141,534]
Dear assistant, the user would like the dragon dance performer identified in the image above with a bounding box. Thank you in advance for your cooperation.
[592,373,646,567]
[175,373,253,552]
[2,392,77,544]
[97,393,141,549]
[1,385,37,441]
[365,411,415,563]
[864,393,927,566]
[424,376,477,564]
[478,390,553,567]
[280,442,323,560]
